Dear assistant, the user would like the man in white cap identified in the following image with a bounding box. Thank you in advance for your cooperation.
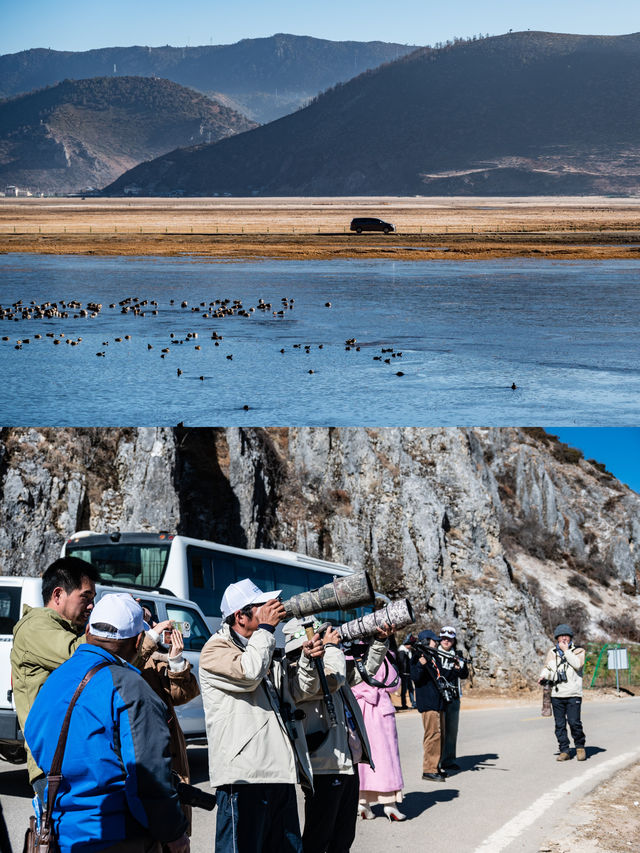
[199,579,324,853]
[25,593,189,853]
[437,626,469,773]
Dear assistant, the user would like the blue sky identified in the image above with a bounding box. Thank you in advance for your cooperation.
[548,428,640,494]
[2,0,640,54]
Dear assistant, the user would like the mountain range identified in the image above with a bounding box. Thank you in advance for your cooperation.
[0,76,256,194]
[104,31,640,197]
[0,34,417,124]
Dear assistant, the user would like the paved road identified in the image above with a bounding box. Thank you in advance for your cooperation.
[2,697,639,853]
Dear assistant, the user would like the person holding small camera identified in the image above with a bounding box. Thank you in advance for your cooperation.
[139,619,200,838]
[538,623,586,762]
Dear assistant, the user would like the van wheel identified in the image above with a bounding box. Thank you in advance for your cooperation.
[0,744,27,764]
[356,228,362,234]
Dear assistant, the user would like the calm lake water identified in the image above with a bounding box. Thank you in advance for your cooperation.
[1,254,639,425]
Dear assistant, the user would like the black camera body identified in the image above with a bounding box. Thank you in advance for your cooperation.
[438,677,459,704]
[413,642,459,704]
[175,779,217,811]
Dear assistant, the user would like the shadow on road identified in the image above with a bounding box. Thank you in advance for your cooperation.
[584,746,606,759]
[0,764,31,799]
[455,752,501,772]
[402,787,460,818]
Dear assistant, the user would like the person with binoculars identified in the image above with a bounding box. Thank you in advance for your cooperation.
[198,579,325,853]
[538,623,587,762]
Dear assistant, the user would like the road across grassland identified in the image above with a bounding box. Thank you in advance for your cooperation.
[2,697,639,853]
[2,196,640,260]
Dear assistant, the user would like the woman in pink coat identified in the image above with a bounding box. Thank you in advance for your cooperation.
[351,651,406,821]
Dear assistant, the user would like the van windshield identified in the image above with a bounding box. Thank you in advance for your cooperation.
[0,586,22,635]
[66,543,171,588]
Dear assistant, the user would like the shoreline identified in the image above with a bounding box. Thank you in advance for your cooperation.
[2,232,640,261]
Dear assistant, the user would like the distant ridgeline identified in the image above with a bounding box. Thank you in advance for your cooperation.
[0,34,418,124]
[0,76,257,195]
[103,31,640,197]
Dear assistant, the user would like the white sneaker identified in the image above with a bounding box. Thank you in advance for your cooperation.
[358,804,375,820]
[383,805,406,822]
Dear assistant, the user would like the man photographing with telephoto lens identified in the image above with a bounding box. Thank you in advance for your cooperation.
[198,579,324,853]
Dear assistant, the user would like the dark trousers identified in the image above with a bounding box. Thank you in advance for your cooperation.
[302,773,360,853]
[215,783,302,853]
[400,675,415,708]
[441,699,460,767]
[551,697,585,752]
[0,801,12,853]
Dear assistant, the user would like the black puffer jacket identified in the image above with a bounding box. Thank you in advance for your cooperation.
[410,652,444,713]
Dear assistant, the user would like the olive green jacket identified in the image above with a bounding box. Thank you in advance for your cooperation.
[11,605,86,782]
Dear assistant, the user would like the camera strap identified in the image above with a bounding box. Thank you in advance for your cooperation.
[353,652,399,689]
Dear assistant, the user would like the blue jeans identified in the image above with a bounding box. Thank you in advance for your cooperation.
[215,783,303,853]
[551,697,585,752]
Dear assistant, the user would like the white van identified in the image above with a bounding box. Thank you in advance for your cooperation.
[0,576,210,764]
[62,531,375,631]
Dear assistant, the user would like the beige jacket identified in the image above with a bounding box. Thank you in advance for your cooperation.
[295,640,386,775]
[540,644,585,698]
[199,623,316,789]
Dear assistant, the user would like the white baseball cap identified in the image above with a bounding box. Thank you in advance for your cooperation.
[440,625,457,639]
[283,617,322,654]
[220,579,282,619]
[89,593,145,640]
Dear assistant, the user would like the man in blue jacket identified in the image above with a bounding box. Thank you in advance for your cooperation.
[25,593,189,853]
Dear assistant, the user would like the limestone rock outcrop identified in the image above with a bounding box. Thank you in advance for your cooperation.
[1,427,637,686]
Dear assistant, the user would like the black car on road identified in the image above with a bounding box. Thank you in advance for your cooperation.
[350,217,396,234]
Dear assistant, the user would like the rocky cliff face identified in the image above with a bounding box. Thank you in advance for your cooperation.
[1,427,638,686]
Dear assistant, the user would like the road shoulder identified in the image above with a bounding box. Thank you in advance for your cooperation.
[542,760,640,853]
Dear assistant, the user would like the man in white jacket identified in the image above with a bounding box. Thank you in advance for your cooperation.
[538,623,587,762]
[199,579,324,853]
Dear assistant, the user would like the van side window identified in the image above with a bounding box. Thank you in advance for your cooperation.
[0,587,21,635]
[187,546,231,615]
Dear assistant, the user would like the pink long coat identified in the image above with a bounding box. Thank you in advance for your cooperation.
[351,658,404,793]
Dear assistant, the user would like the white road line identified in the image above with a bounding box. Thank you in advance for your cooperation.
[473,750,640,853]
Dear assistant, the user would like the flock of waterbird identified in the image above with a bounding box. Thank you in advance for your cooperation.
[0,295,408,381]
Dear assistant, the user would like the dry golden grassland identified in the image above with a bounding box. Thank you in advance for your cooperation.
[2,196,640,260]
